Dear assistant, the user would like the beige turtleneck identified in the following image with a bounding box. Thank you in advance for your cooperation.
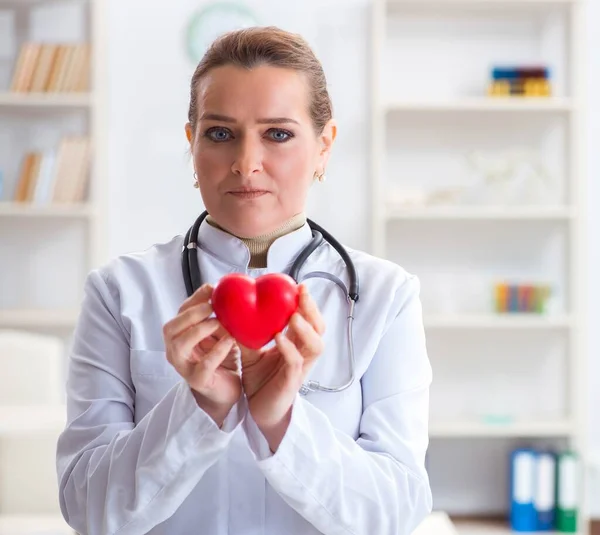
[206,213,307,268]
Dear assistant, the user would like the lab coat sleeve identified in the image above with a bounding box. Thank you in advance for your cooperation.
[56,269,246,535]
[244,274,433,535]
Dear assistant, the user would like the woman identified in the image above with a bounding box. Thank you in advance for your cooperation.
[56,26,433,535]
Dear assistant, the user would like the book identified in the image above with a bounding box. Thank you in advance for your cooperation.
[12,136,90,205]
[9,42,91,93]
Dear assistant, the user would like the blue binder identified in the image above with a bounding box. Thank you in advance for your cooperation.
[534,451,556,530]
[510,448,537,531]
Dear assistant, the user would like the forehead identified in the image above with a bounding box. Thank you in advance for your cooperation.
[197,64,311,120]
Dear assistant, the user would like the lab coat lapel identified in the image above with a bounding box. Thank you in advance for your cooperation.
[196,219,314,275]
[266,223,313,273]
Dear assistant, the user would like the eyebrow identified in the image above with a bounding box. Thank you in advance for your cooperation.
[200,113,299,125]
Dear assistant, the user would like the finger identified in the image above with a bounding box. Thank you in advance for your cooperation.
[170,318,220,362]
[163,302,213,340]
[178,284,213,313]
[274,332,303,375]
[213,322,232,340]
[193,334,236,380]
[287,312,324,359]
[220,342,241,373]
[298,284,326,335]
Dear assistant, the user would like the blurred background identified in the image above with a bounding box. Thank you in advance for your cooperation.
[0,0,598,534]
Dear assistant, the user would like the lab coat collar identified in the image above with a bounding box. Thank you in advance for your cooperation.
[197,218,314,273]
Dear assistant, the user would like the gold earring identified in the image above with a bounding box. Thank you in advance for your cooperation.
[193,172,199,188]
[314,170,326,182]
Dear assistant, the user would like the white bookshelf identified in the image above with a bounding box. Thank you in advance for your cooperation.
[0,92,92,107]
[0,201,93,217]
[429,420,574,438]
[371,0,587,532]
[387,97,574,112]
[388,0,577,4]
[0,0,106,532]
[453,520,579,535]
[423,314,572,330]
[0,309,79,328]
[385,205,574,220]
[416,511,584,535]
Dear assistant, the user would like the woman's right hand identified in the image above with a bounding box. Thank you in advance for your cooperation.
[163,284,241,427]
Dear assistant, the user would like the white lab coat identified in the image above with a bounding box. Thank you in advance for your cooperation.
[56,219,433,535]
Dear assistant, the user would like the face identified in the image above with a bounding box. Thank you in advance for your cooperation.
[185,64,336,238]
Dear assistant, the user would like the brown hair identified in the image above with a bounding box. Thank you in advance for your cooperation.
[188,26,333,135]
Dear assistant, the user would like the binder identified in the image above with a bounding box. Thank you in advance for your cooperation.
[556,451,579,533]
[534,451,556,530]
[510,448,537,532]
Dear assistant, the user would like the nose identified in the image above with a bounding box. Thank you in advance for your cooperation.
[231,135,263,178]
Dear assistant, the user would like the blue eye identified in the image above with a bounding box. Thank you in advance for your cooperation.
[205,127,232,142]
[267,129,293,142]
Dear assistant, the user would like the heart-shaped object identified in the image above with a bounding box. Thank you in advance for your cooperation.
[211,273,300,350]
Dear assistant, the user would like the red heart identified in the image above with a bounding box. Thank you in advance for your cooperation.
[211,273,300,350]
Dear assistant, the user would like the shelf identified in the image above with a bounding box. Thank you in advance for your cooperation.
[0,309,79,329]
[387,0,577,12]
[0,203,94,218]
[385,206,574,221]
[388,0,578,3]
[415,513,579,535]
[0,0,80,4]
[453,518,575,535]
[0,515,72,535]
[0,93,92,108]
[429,420,574,438]
[0,406,66,435]
[424,315,571,330]
[386,98,573,113]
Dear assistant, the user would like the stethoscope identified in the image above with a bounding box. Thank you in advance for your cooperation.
[181,210,359,396]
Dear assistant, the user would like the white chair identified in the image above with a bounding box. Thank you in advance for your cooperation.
[412,511,458,535]
[0,329,64,406]
[0,329,67,519]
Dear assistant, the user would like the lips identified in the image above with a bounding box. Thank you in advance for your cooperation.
[228,188,269,198]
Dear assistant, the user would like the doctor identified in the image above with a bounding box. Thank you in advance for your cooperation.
[56,26,433,535]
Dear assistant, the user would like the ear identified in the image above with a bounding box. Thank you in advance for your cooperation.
[317,118,337,172]
[185,122,193,144]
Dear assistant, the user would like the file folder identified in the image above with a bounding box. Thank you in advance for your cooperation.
[534,451,556,530]
[510,448,537,532]
[556,451,579,533]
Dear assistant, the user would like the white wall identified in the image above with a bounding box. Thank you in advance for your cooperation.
[106,0,600,517]
[106,0,370,258]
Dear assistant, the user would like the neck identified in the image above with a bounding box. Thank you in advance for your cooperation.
[206,213,307,268]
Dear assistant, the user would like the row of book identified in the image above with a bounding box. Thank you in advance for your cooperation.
[13,136,91,204]
[494,282,552,314]
[488,66,552,97]
[10,42,91,93]
[510,448,579,532]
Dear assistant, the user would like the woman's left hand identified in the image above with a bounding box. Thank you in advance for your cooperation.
[240,284,325,451]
